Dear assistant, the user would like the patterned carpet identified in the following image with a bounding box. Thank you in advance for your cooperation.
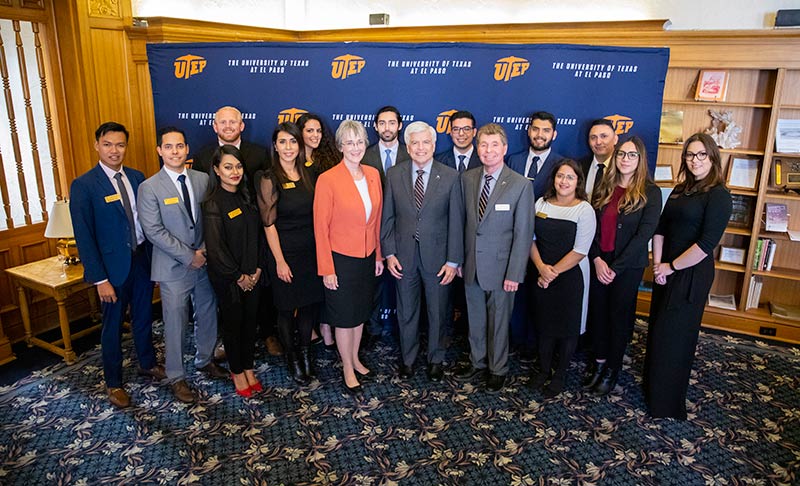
[0,320,798,486]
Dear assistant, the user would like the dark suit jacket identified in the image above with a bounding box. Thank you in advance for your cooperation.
[507,149,563,200]
[362,142,412,186]
[435,147,481,172]
[588,182,662,272]
[191,140,269,196]
[461,164,535,291]
[381,160,464,274]
[70,164,150,286]
[579,155,595,179]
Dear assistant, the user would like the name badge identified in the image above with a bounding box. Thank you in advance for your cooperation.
[282,182,296,189]
[304,161,313,167]
[228,208,242,219]
[163,197,179,205]
[495,203,510,211]
[104,193,121,203]
[536,211,548,219]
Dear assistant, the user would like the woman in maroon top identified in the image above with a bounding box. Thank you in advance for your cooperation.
[583,136,662,395]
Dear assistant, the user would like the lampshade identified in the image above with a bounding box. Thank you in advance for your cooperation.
[44,200,74,238]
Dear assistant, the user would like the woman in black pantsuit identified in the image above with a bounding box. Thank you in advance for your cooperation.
[644,132,732,419]
[203,145,267,398]
[583,136,662,395]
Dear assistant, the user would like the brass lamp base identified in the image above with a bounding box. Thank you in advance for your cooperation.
[56,238,81,265]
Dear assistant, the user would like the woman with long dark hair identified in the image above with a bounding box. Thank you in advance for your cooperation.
[203,145,266,398]
[583,136,661,395]
[530,158,596,398]
[256,122,323,385]
[644,132,732,419]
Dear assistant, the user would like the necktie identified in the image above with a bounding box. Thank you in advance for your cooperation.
[177,174,193,223]
[457,154,466,173]
[113,172,138,249]
[593,163,605,192]
[526,155,541,178]
[384,149,392,174]
[414,169,425,240]
[478,174,493,220]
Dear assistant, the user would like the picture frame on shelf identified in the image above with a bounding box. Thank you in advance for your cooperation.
[719,246,746,265]
[728,194,754,228]
[775,119,800,154]
[726,155,760,190]
[659,110,684,144]
[695,69,729,102]
[654,164,674,183]
[765,203,789,233]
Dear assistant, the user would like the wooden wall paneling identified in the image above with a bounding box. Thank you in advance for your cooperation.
[781,70,800,106]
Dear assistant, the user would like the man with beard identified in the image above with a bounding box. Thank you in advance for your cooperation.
[363,105,412,185]
[191,106,269,200]
[361,105,412,346]
[580,118,619,200]
[507,111,563,364]
[435,110,481,173]
[507,111,563,199]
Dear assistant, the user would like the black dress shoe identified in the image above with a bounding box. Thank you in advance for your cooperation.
[593,367,619,396]
[343,382,364,398]
[581,361,606,390]
[530,371,548,389]
[485,373,505,393]
[355,368,373,382]
[198,361,229,379]
[454,364,485,382]
[398,364,414,379]
[427,363,443,382]
[544,377,565,398]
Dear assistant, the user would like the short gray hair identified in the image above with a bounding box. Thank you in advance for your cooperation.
[335,120,369,148]
[403,121,436,146]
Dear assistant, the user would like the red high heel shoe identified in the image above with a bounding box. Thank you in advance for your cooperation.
[231,373,252,398]
[249,380,263,393]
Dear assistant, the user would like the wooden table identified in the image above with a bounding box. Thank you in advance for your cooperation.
[5,257,100,364]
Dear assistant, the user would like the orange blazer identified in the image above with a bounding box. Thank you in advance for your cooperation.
[314,162,383,276]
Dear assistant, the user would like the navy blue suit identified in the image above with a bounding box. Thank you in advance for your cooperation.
[436,147,481,172]
[507,149,564,200]
[70,163,157,388]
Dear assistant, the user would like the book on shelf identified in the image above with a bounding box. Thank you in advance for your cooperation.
[752,238,776,271]
[765,203,789,233]
[769,302,800,322]
[708,293,737,310]
[746,275,763,310]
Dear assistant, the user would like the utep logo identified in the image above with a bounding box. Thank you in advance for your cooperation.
[436,109,458,134]
[494,56,530,82]
[277,108,308,124]
[331,54,366,80]
[174,54,207,79]
[605,114,635,135]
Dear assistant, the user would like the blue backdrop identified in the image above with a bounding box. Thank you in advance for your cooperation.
[147,42,669,167]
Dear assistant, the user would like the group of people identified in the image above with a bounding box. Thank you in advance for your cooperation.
[70,104,731,420]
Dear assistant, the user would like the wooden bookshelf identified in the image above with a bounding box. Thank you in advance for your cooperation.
[643,67,800,343]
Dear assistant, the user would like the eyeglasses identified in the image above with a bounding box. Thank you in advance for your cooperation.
[342,140,366,148]
[615,151,640,160]
[451,126,474,134]
[555,173,577,182]
[684,151,708,161]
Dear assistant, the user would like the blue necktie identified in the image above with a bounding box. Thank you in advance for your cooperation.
[458,155,466,173]
[113,172,138,249]
[178,174,193,223]
[384,149,392,173]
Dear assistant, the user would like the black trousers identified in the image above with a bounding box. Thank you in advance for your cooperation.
[218,284,260,374]
[588,257,645,370]
[277,304,319,350]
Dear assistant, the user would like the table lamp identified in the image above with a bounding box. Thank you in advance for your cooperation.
[44,199,80,264]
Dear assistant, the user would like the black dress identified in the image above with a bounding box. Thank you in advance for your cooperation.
[532,199,596,338]
[256,171,324,311]
[644,184,732,419]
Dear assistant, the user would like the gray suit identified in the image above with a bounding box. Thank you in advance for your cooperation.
[381,159,464,367]
[137,168,218,383]
[461,164,534,375]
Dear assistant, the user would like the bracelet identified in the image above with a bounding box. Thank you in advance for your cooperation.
[669,261,677,272]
